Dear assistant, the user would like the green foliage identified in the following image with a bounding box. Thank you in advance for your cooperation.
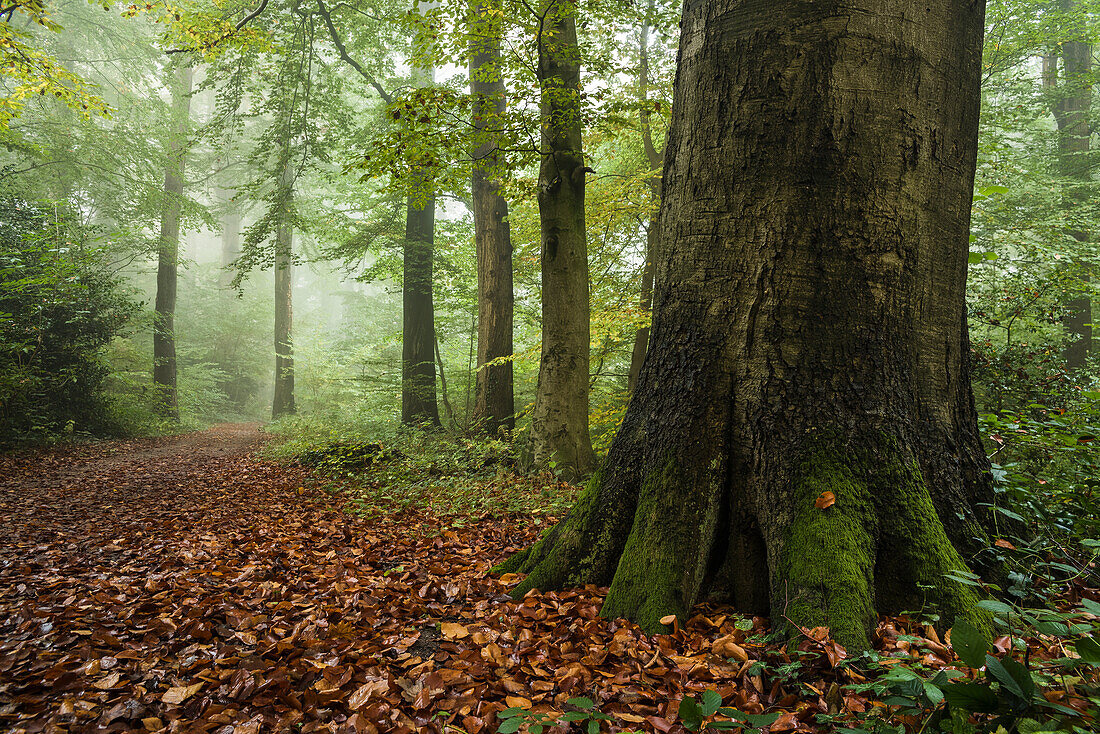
[677,691,780,732]
[265,413,576,516]
[0,202,138,444]
[496,696,624,734]
[843,606,1100,734]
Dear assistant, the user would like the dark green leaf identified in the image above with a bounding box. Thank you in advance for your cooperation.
[942,682,999,713]
[679,697,703,730]
[951,617,990,668]
[1073,635,1100,665]
[701,689,722,717]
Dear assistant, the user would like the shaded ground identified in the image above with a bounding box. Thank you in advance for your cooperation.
[3,425,1079,734]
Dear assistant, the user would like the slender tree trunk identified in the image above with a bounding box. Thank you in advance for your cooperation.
[500,0,995,651]
[528,0,595,479]
[435,335,457,428]
[272,161,296,418]
[1044,3,1092,369]
[402,173,442,426]
[220,195,241,290]
[153,65,193,421]
[469,0,516,433]
[627,7,662,393]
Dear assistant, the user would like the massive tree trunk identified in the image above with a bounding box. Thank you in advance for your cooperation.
[272,160,296,418]
[469,0,516,433]
[499,0,996,651]
[627,5,662,394]
[528,0,595,479]
[1044,1,1092,370]
[152,65,193,421]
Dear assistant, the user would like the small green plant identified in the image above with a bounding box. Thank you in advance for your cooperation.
[677,690,780,732]
[497,696,619,734]
[842,610,1100,734]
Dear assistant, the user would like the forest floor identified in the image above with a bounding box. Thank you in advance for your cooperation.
[0,425,1090,734]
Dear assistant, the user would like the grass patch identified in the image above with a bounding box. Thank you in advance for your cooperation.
[263,413,580,517]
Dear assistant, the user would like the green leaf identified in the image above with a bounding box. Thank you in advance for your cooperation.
[497,717,523,734]
[985,654,1034,701]
[586,719,598,734]
[740,713,781,727]
[561,712,588,722]
[567,697,595,711]
[679,697,703,730]
[951,617,990,667]
[701,689,722,717]
[976,599,1015,618]
[942,682,999,713]
[1073,635,1100,665]
[922,681,945,706]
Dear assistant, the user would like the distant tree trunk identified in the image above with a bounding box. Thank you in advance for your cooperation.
[469,0,516,433]
[1044,2,1092,369]
[529,0,595,479]
[272,161,296,418]
[500,0,995,651]
[153,65,193,421]
[627,6,662,393]
[220,194,241,290]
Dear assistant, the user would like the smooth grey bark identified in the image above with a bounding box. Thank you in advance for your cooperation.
[153,65,193,421]
[470,0,516,433]
[627,7,662,393]
[272,160,296,419]
[528,0,595,479]
[1044,0,1092,369]
[500,0,995,651]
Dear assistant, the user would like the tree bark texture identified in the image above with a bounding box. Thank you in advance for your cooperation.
[627,8,662,394]
[1045,1,1092,369]
[153,65,193,421]
[500,0,997,651]
[470,0,516,433]
[401,55,442,426]
[529,0,595,479]
[402,186,442,425]
[272,161,296,419]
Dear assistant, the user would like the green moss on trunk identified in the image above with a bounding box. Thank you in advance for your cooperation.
[778,436,992,651]
[601,458,724,633]
[780,454,879,651]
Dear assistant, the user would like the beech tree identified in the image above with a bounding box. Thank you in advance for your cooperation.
[1043,0,1093,368]
[153,65,193,421]
[272,158,296,418]
[469,0,515,433]
[500,0,998,650]
[528,0,595,479]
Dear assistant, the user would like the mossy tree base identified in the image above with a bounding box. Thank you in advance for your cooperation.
[496,0,994,651]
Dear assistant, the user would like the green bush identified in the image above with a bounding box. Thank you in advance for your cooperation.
[0,202,138,445]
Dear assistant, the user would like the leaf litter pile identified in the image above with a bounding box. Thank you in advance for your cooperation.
[0,424,1096,733]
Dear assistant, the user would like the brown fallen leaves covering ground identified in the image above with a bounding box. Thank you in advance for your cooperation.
[0,424,1091,734]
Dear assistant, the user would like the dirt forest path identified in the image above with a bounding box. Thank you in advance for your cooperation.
[0,426,824,734]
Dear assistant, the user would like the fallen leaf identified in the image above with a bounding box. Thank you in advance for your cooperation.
[815,491,836,509]
[93,672,121,689]
[161,682,202,705]
[441,622,469,639]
